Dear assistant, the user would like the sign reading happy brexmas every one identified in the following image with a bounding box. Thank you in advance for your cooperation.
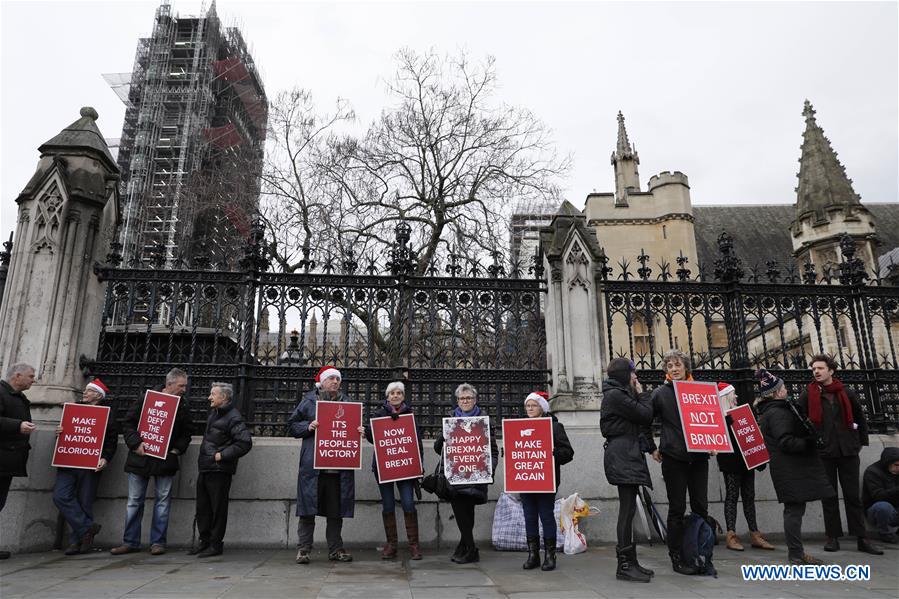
[673,380,733,453]
[314,400,363,470]
[443,416,493,485]
[52,403,111,470]
[138,390,181,459]
[371,413,423,483]
[726,403,770,470]
[502,417,555,493]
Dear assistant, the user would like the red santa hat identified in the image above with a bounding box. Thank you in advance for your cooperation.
[717,382,735,398]
[524,391,551,414]
[86,378,109,398]
[315,365,342,388]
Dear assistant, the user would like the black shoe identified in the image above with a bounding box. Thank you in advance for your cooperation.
[188,542,210,556]
[669,551,697,575]
[616,545,651,583]
[197,544,223,558]
[823,537,840,552]
[64,543,81,556]
[628,545,654,577]
[451,541,466,561]
[878,532,899,544]
[0,551,9,560]
[540,538,556,571]
[523,536,540,570]
[857,537,883,555]
[454,546,479,564]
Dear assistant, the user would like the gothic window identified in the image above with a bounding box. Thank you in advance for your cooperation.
[633,314,653,356]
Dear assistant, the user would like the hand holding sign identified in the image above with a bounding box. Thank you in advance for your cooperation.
[137,390,181,459]
[503,418,555,493]
[313,401,363,470]
[673,380,733,453]
[52,403,111,470]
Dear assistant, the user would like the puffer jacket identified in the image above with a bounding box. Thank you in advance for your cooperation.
[122,388,194,477]
[197,402,253,474]
[0,380,32,477]
[600,378,653,487]
[862,446,899,510]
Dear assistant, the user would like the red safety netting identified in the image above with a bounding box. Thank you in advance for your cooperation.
[223,203,251,239]
[203,123,243,148]
[212,56,250,82]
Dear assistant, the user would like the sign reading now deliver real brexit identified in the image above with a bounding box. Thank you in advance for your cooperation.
[138,390,180,459]
[314,400,363,470]
[370,413,423,483]
[673,380,733,453]
[52,403,111,470]
[502,417,555,493]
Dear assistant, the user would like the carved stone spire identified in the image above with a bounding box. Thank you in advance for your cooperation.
[610,111,640,206]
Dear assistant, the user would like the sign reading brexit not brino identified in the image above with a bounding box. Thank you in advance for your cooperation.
[442,416,493,485]
[673,380,733,453]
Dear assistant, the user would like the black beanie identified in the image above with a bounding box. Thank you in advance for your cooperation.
[607,357,634,386]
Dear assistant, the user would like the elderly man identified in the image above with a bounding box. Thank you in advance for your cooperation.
[188,382,252,558]
[0,362,36,560]
[111,368,193,556]
[53,378,118,555]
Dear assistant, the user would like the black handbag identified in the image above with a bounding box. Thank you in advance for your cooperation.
[421,459,455,501]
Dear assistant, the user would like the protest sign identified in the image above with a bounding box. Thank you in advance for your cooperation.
[502,417,555,493]
[371,413,423,483]
[442,415,493,484]
[727,403,770,470]
[138,390,180,459]
[673,380,733,453]
[314,400,363,470]
[52,403,110,470]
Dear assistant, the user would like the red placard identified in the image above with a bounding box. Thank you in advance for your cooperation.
[673,380,733,453]
[726,404,770,470]
[443,416,493,485]
[52,403,111,470]
[371,414,423,483]
[503,417,555,493]
[313,400,363,470]
[137,390,181,459]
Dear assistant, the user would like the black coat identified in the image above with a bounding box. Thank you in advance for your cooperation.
[197,403,252,474]
[600,378,653,487]
[648,380,710,463]
[122,390,194,477]
[0,380,32,477]
[363,401,424,480]
[547,414,574,492]
[862,447,899,510]
[756,398,836,504]
[797,385,869,459]
[433,411,498,505]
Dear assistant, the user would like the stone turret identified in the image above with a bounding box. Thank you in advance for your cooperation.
[611,111,640,206]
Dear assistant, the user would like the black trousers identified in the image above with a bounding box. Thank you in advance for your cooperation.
[616,485,639,547]
[0,476,11,512]
[195,472,233,547]
[450,497,477,547]
[820,455,866,538]
[661,457,709,553]
[784,501,807,558]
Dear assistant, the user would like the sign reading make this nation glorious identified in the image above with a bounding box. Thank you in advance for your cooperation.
[52,403,111,470]
[314,400,363,470]
[502,417,555,493]
[443,416,493,485]
[673,380,733,453]
[370,413,423,483]
[138,390,181,459]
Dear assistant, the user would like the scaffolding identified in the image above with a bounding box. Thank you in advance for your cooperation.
[106,0,268,266]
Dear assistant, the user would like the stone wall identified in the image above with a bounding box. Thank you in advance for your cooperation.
[2,426,895,552]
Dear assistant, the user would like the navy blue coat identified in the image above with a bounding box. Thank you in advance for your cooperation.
[287,388,356,518]
[363,401,425,480]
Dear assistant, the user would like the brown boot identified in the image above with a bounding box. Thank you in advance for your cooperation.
[404,511,422,560]
[749,530,775,550]
[381,512,398,559]
[726,531,744,551]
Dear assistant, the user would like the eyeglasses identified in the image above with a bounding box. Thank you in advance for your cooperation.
[457,396,476,402]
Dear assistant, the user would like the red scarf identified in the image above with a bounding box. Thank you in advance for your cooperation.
[806,378,854,429]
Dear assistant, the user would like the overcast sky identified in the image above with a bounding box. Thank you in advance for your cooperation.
[1,0,897,245]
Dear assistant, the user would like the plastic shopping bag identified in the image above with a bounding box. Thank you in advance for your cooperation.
[559,492,599,555]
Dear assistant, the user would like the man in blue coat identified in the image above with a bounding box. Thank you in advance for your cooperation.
[288,366,363,564]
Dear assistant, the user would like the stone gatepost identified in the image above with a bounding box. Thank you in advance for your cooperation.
[539,201,608,425]
[0,107,119,417]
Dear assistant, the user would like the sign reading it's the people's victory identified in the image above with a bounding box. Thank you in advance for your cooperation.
[314,400,363,470]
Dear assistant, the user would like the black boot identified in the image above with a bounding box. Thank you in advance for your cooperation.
[616,545,651,583]
[669,551,697,575]
[629,545,654,577]
[455,544,480,564]
[540,537,556,571]
[451,540,466,561]
[523,536,540,570]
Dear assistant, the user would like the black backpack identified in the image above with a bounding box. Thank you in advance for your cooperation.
[681,513,717,577]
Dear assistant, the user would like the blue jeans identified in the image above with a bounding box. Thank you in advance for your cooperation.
[123,473,173,547]
[53,468,101,545]
[378,480,416,513]
[867,501,899,534]
[521,493,556,540]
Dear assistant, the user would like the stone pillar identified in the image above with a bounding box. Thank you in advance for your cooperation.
[540,201,608,425]
[0,107,119,416]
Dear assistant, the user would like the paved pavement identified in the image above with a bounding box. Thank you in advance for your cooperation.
[1,540,897,598]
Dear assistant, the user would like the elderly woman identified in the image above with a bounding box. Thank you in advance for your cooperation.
[520,391,573,572]
[434,383,498,564]
[364,381,424,560]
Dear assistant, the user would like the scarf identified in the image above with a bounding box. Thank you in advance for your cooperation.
[665,373,694,382]
[806,378,854,429]
[386,400,408,414]
[453,405,482,417]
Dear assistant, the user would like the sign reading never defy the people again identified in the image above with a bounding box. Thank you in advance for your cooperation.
[442,415,493,485]
[137,390,180,459]
[726,403,770,470]
[314,400,363,470]
[502,417,555,493]
[673,380,733,453]
[52,403,111,470]
[371,413,423,483]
